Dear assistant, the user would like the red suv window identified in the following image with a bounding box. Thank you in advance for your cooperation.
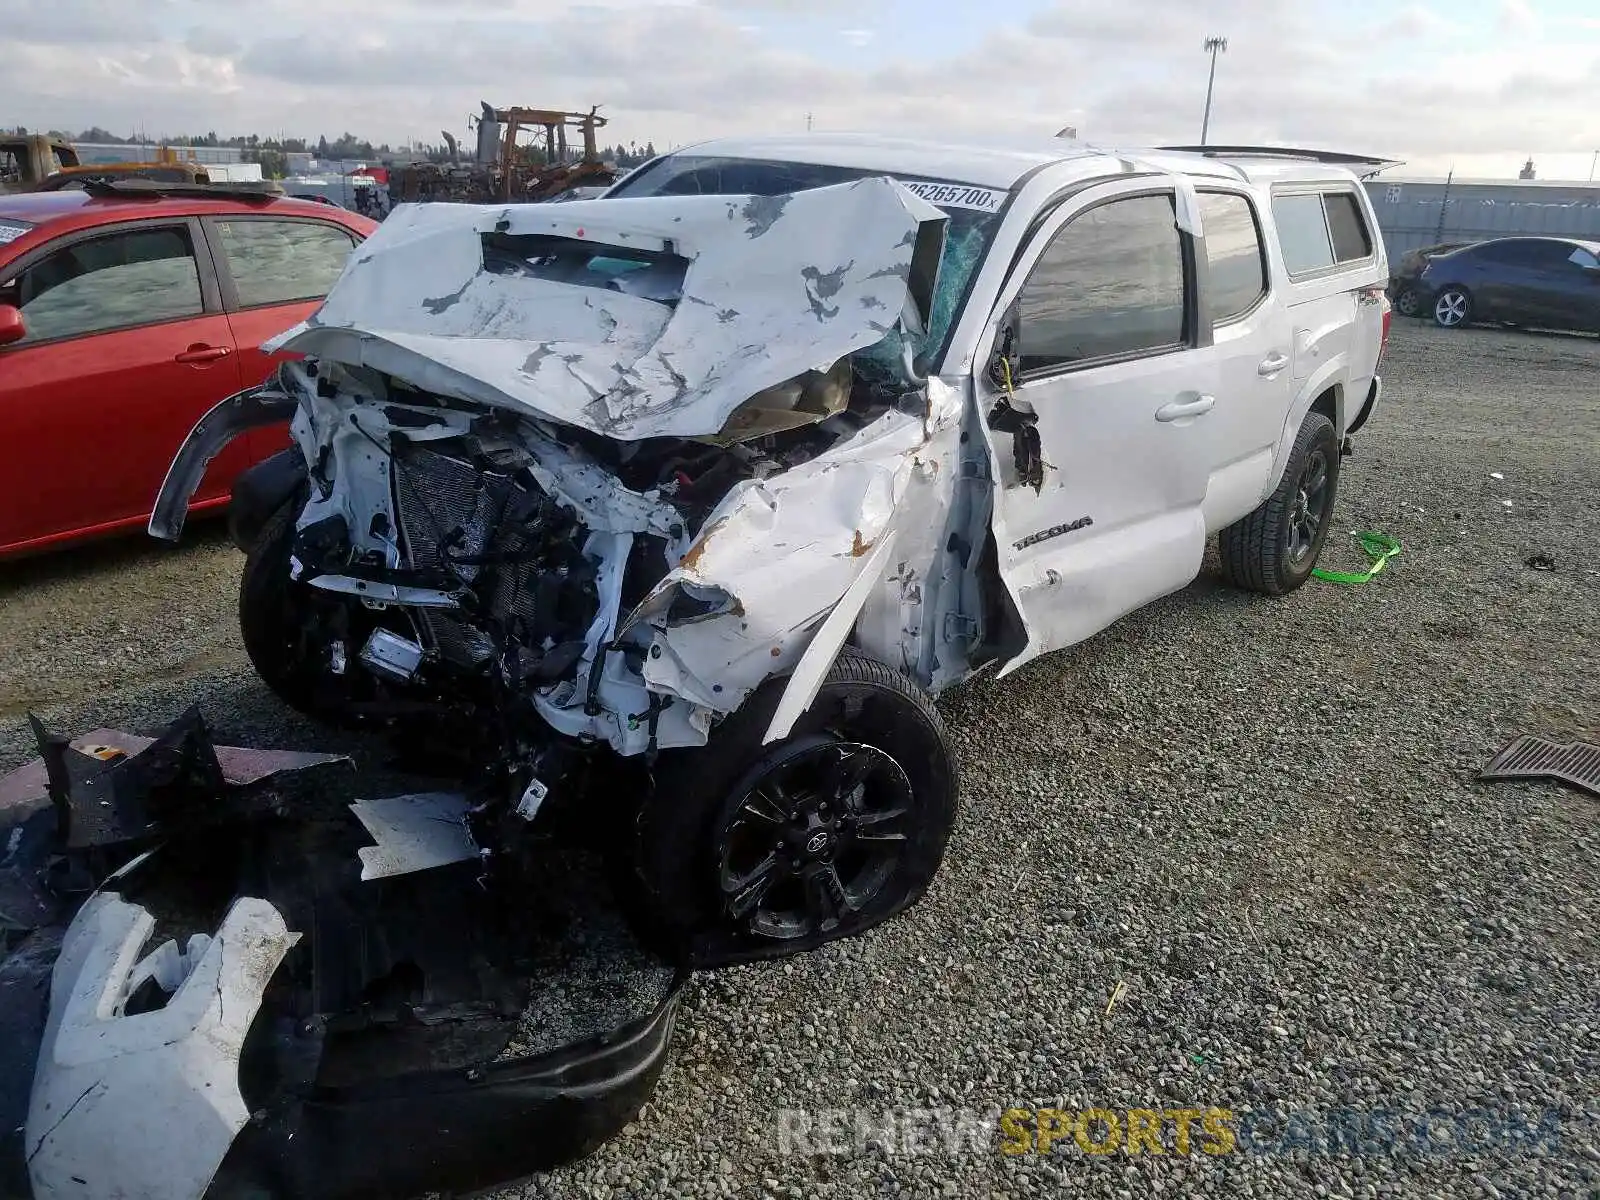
[8,225,203,344]
[212,218,357,309]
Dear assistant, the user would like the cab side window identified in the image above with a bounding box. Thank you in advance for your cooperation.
[1016,193,1187,372]
[4,226,203,344]
[1198,192,1267,323]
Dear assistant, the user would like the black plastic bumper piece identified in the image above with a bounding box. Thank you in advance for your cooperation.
[229,449,309,553]
[207,971,688,1200]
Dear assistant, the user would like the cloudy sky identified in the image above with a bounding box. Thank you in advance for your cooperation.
[9,0,1600,180]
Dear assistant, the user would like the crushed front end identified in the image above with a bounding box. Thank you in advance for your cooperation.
[152,177,978,770]
[142,173,995,1030]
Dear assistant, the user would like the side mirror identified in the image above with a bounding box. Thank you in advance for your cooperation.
[0,305,25,348]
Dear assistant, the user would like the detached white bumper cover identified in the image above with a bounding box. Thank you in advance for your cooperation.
[25,894,299,1200]
[262,177,948,441]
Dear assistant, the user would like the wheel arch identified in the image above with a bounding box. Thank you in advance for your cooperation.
[1265,374,1345,498]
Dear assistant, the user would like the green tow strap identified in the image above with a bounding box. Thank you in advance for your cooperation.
[1312,531,1401,585]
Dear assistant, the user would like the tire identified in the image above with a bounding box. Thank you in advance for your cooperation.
[1217,410,1340,597]
[238,499,383,726]
[1433,286,1472,328]
[1394,287,1420,318]
[628,649,959,967]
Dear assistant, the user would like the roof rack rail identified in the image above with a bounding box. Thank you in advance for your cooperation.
[80,179,286,201]
[1157,145,1403,176]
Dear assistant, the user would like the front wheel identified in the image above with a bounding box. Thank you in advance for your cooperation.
[1394,286,1421,318]
[1433,287,1472,328]
[238,500,392,727]
[629,650,959,967]
[1217,410,1340,597]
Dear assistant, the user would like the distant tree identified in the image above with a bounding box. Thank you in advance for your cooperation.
[75,126,118,143]
[316,134,329,157]
[249,148,289,178]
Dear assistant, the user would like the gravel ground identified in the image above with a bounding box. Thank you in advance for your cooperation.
[2,321,1596,1198]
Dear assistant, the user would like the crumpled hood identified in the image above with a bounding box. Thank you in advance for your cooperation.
[266,177,949,441]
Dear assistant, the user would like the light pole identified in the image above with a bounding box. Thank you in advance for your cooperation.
[1590,149,1598,183]
[1201,36,1228,145]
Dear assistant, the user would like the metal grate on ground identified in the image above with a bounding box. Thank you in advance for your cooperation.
[1479,735,1600,798]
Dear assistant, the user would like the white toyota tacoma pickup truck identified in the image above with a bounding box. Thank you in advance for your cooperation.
[153,132,1392,965]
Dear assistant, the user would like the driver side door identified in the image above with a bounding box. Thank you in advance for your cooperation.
[978,183,1216,677]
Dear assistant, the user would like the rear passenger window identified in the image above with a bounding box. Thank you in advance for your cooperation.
[1475,241,1532,265]
[214,219,356,308]
[1016,193,1187,370]
[1198,192,1266,322]
[1323,193,1373,262]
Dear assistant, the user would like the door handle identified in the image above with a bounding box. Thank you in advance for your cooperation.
[1257,352,1290,375]
[1155,394,1215,422]
[174,344,233,364]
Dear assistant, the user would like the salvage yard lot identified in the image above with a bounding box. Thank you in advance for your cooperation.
[2,321,1596,1197]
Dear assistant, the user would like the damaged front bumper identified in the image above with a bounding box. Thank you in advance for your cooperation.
[0,715,686,1200]
[209,975,682,1200]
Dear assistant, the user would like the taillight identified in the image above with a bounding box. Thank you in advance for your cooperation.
[1378,296,1393,366]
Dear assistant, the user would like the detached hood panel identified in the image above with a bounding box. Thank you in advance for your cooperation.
[268,178,949,440]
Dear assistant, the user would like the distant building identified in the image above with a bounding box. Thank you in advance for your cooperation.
[1365,175,1600,259]
[71,142,245,166]
[1518,157,1536,180]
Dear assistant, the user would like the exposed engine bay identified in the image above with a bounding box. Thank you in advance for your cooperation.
[282,350,935,755]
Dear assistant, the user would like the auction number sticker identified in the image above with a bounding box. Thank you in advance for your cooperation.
[0,220,33,245]
[892,180,1006,213]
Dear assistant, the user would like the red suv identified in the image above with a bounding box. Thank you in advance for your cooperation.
[0,184,376,559]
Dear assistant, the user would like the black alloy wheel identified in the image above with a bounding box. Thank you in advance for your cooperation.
[1286,444,1332,569]
[628,649,958,968]
[717,736,912,939]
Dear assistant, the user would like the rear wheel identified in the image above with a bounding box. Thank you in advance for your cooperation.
[1394,286,1421,318]
[1433,287,1472,328]
[1217,411,1340,597]
[629,650,958,966]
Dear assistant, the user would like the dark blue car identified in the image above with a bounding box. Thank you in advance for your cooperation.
[1413,236,1600,333]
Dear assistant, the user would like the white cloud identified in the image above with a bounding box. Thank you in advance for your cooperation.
[4,0,1598,180]
[1496,0,1539,36]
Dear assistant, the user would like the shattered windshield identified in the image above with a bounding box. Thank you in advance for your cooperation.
[608,155,1003,381]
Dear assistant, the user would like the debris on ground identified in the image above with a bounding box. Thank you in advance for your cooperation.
[0,709,684,1200]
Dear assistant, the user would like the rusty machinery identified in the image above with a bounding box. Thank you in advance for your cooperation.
[392,102,619,206]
